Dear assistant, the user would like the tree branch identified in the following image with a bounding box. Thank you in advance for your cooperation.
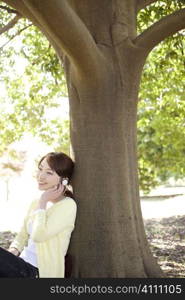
[0,14,22,35]
[1,0,43,25]
[0,24,32,51]
[21,0,105,78]
[134,8,185,51]
[1,0,65,63]
[0,4,18,14]
[136,0,158,11]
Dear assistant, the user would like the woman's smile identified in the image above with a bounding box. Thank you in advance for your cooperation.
[37,158,60,190]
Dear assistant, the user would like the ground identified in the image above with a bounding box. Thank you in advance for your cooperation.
[144,215,185,278]
[0,214,184,278]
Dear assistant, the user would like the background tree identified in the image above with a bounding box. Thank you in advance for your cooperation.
[138,1,185,192]
[0,7,70,154]
[0,148,26,201]
[1,0,185,277]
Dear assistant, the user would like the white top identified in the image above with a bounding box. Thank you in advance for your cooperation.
[20,202,54,267]
[19,222,38,267]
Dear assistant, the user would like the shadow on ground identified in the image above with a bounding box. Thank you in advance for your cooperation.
[144,215,185,278]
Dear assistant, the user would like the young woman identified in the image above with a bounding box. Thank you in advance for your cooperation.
[0,152,77,278]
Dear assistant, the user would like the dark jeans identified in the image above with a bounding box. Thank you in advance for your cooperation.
[0,247,39,278]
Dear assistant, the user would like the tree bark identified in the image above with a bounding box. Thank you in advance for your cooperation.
[68,90,162,277]
[65,41,162,277]
[2,0,185,277]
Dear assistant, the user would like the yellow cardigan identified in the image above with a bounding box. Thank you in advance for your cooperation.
[10,197,77,278]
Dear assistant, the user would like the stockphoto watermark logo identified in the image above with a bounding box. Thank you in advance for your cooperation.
[49,282,183,296]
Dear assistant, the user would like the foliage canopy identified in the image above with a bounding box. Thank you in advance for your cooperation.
[0,1,185,192]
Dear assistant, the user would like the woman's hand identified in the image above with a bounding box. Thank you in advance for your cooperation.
[8,247,20,256]
[39,184,64,209]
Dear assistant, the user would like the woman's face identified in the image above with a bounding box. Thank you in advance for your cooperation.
[37,157,61,190]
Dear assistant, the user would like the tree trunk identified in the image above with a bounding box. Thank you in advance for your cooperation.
[65,47,163,277]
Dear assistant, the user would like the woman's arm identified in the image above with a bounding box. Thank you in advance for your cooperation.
[31,198,77,242]
[9,218,29,253]
[9,200,37,252]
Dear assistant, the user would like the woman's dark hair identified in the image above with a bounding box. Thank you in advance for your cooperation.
[38,152,75,199]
